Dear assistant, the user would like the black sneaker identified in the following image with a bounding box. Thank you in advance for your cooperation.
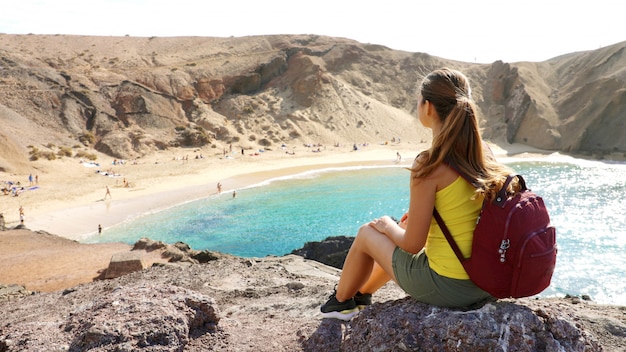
[320,293,359,321]
[354,291,372,310]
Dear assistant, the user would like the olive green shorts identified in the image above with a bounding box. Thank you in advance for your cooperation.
[392,247,492,308]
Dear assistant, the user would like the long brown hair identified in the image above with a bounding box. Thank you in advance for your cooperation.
[413,68,513,200]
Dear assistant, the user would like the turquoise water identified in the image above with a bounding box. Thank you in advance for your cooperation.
[86,158,626,306]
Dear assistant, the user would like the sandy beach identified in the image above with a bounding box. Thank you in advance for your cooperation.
[3,139,543,239]
[0,139,546,292]
[2,143,424,239]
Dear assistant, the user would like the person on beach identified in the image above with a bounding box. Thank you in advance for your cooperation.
[321,68,514,320]
[217,182,222,195]
[104,186,112,200]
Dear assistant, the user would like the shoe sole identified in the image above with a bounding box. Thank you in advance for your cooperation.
[320,309,359,321]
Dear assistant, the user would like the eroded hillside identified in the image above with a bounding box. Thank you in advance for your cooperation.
[1,34,624,172]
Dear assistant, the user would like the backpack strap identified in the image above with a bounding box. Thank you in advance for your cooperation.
[436,155,480,264]
[434,174,529,263]
[443,147,528,207]
[433,208,467,263]
[435,142,527,262]
[434,174,529,265]
[493,174,527,207]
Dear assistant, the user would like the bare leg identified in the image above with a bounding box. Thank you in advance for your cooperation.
[359,262,393,294]
[335,224,397,302]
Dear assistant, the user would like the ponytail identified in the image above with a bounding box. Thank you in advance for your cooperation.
[412,68,514,199]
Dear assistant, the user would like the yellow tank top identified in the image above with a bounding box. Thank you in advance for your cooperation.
[425,176,483,279]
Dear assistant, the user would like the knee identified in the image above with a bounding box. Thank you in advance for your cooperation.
[357,223,370,233]
[355,224,371,239]
[354,224,381,244]
[352,224,396,261]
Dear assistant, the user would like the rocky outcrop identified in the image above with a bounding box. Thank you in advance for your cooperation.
[1,253,624,351]
[97,238,227,281]
[131,237,225,264]
[1,234,625,351]
[291,235,354,268]
[103,251,147,279]
[477,45,626,158]
[0,284,34,301]
[1,228,624,351]
[1,283,222,352]
[307,297,607,351]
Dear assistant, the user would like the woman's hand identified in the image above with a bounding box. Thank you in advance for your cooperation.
[369,216,399,236]
[398,212,409,229]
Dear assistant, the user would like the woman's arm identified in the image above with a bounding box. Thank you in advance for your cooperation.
[370,160,457,254]
[369,167,439,256]
[395,172,437,253]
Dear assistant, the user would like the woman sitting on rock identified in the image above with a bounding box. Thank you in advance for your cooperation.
[321,67,513,320]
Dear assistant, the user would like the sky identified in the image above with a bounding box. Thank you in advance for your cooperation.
[0,0,624,63]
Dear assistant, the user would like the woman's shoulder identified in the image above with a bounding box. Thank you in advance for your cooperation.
[412,151,429,168]
[412,159,458,191]
[432,162,458,182]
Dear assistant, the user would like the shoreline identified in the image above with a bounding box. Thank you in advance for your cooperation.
[3,140,626,301]
[29,157,409,241]
[3,139,601,242]
[17,144,423,240]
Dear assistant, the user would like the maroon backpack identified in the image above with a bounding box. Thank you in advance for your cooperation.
[433,168,557,299]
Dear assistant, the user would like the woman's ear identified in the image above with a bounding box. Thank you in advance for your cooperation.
[423,100,435,118]
[422,100,442,130]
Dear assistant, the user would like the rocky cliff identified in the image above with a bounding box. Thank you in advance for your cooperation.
[1,34,625,172]
[1,252,625,351]
[1,235,625,351]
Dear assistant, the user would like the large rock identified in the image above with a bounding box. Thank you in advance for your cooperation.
[131,237,225,264]
[104,251,147,279]
[0,284,33,301]
[0,283,221,352]
[305,297,603,351]
[64,284,220,351]
[291,235,354,269]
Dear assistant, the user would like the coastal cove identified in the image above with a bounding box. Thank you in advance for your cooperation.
[8,143,626,306]
[86,156,626,307]
[2,144,626,351]
[2,33,626,350]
